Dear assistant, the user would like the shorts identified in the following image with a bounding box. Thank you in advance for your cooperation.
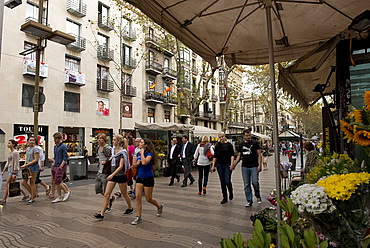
[8,166,18,176]
[136,176,155,187]
[111,174,127,184]
[95,173,108,194]
[29,163,39,173]
[35,171,42,184]
[262,156,268,164]
[52,165,66,185]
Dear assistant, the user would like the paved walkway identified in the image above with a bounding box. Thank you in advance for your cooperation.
[0,155,286,248]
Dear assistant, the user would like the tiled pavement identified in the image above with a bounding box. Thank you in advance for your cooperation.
[0,155,285,248]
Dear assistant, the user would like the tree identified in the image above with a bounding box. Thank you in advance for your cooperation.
[289,103,323,137]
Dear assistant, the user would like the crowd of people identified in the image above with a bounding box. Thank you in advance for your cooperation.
[2,129,321,225]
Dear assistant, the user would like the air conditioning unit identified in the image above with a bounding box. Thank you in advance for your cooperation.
[5,0,22,9]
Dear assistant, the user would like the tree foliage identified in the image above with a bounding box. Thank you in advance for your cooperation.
[289,103,323,137]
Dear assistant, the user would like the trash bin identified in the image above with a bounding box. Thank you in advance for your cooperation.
[68,156,88,180]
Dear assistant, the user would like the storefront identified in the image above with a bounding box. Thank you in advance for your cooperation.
[58,127,84,157]
[13,124,49,163]
[91,128,113,163]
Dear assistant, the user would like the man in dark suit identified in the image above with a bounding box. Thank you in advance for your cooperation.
[168,137,181,186]
[180,135,195,187]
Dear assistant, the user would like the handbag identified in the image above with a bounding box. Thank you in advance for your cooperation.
[102,159,111,175]
[8,182,21,197]
[22,168,32,179]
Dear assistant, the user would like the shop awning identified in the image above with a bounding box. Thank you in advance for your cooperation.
[279,130,301,141]
[193,126,220,136]
[278,36,340,108]
[135,122,194,131]
[252,132,272,141]
[0,129,5,134]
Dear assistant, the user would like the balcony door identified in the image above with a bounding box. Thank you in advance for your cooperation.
[66,19,80,37]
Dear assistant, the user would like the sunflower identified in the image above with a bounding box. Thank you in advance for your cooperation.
[354,130,370,146]
[364,91,370,110]
[340,120,353,137]
[354,109,362,123]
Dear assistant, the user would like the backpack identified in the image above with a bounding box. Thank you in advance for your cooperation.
[207,149,213,160]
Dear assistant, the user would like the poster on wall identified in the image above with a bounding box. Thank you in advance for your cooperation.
[96,97,109,116]
[122,101,132,118]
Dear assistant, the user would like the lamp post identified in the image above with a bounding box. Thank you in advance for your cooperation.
[20,0,75,140]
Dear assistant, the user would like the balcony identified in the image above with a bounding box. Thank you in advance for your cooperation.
[66,0,87,17]
[123,56,136,69]
[122,28,136,41]
[97,78,114,92]
[229,122,245,128]
[66,34,86,52]
[145,61,163,75]
[162,67,177,80]
[163,96,178,106]
[211,94,218,102]
[145,33,174,56]
[64,69,85,86]
[98,14,114,31]
[192,67,198,75]
[122,85,136,97]
[97,45,114,61]
[25,16,47,26]
[23,58,48,78]
[145,91,164,103]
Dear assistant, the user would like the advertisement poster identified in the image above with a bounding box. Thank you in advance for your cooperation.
[122,101,132,118]
[96,97,109,116]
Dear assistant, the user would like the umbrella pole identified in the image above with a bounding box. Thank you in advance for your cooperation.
[266,4,282,247]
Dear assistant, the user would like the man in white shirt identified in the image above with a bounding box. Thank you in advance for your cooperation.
[168,137,181,186]
[35,146,50,196]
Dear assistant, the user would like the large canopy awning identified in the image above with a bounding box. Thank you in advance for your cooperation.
[252,132,272,141]
[193,126,220,136]
[279,130,301,141]
[135,122,194,131]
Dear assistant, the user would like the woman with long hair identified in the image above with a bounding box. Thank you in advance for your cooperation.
[302,141,318,180]
[1,140,28,204]
[93,135,133,220]
[20,136,40,204]
[131,138,163,225]
[261,139,269,171]
[193,136,212,195]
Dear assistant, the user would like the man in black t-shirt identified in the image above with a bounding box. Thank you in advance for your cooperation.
[232,129,262,207]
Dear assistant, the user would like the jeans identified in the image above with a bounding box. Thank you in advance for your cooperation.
[216,163,233,200]
[241,167,261,204]
[198,165,210,192]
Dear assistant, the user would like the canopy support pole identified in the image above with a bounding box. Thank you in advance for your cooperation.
[266,4,282,247]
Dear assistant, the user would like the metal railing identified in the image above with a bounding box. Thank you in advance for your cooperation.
[145,61,163,73]
[164,96,178,105]
[123,56,136,69]
[66,34,86,51]
[145,91,164,102]
[98,14,114,31]
[122,28,136,41]
[25,16,47,25]
[122,85,136,97]
[97,45,114,61]
[162,67,177,79]
[97,78,114,92]
[145,33,175,52]
[66,0,87,17]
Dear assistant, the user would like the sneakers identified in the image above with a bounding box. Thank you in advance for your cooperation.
[221,199,228,204]
[52,197,63,203]
[257,198,262,204]
[202,187,206,194]
[20,195,30,202]
[93,213,104,220]
[109,196,115,209]
[131,216,142,225]
[123,208,134,215]
[62,191,71,202]
[157,203,164,217]
[198,192,201,195]
[245,202,252,207]
[27,200,35,204]
[105,207,111,213]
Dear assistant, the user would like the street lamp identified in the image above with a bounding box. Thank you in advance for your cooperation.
[19,0,75,140]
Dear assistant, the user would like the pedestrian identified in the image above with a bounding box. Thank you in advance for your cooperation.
[35,146,51,197]
[20,136,39,204]
[127,135,135,195]
[83,146,90,166]
[301,141,318,180]
[261,139,269,171]
[233,129,262,207]
[168,137,181,186]
[49,132,71,203]
[1,139,28,204]
[180,135,195,187]
[94,133,115,210]
[211,132,234,204]
[93,135,133,220]
[282,142,287,156]
[131,138,163,225]
[193,136,212,195]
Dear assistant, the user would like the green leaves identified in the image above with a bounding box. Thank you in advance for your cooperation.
[220,233,246,248]
[246,220,271,248]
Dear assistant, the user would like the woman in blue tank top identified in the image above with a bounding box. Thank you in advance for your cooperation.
[131,138,164,225]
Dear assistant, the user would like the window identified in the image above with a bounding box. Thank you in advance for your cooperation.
[122,73,131,86]
[148,27,153,38]
[219,70,225,84]
[97,64,109,81]
[148,50,154,64]
[148,108,155,123]
[122,44,132,65]
[192,58,196,71]
[24,42,43,61]
[179,47,190,65]
[26,2,46,24]
[164,111,170,122]
[147,76,156,91]
[97,33,109,48]
[164,82,172,97]
[65,55,80,72]
[22,84,43,108]
[122,18,132,34]
[98,2,109,21]
[256,115,260,122]
[64,91,80,112]
[246,105,251,113]
[182,68,191,86]
[164,57,170,69]
[66,19,80,36]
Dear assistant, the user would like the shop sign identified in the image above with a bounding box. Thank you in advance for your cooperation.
[13,124,48,146]
[62,133,78,142]
[122,101,132,118]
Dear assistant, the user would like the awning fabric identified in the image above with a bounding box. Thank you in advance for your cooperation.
[135,122,194,131]
[193,126,220,136]
[252,132,272,141]
[279,130,301,140]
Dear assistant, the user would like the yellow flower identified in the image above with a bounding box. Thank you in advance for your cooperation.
[364,91,370,110]
[354,130,370,146]
[270,244,276,248]
[340,120,353,138]
[354,109,362,123]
